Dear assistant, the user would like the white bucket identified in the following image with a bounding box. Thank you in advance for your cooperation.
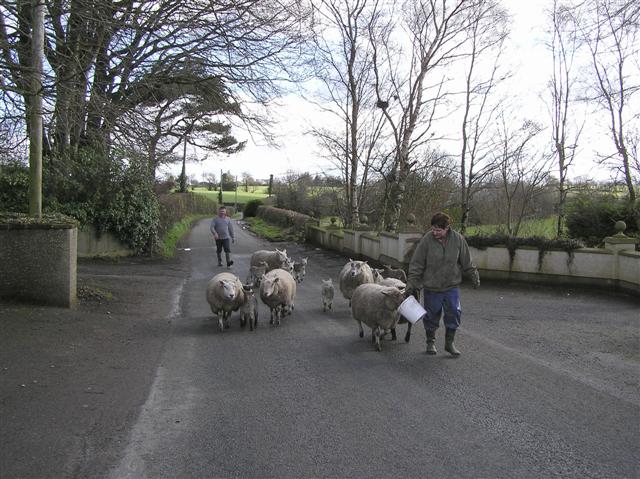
[398,296,427,324]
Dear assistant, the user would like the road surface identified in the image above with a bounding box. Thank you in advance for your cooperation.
[107,218,639,478]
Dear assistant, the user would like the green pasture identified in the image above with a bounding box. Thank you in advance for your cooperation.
[192,186,270,204]
[465,216,561,239]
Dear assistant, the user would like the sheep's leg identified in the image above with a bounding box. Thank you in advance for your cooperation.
[405,322,412,343]
[240,314,247,329]
[390,328,397,341]
[374,326,382,351]
[224,312,231,329]
[218,314,224,332]
[276,306,282,326]
[269,308,274,325]
[357,320,364,338]
[323,302,326,313]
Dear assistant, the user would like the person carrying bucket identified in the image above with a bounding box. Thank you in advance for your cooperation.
[404,212,480,356]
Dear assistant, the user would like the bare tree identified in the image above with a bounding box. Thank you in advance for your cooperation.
[578,0,639,201]
[309,0,383,227]
[495,116,551,236]
[1,0,311,162]
[458,0,509,233]
[546,0,584,237]
[370,0,479,231]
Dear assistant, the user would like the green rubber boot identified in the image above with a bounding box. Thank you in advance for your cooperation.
[444,328,461,356]
[426,330,437,355]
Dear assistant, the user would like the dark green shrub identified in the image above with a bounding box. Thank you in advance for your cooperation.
[41,149,161,254]
[565,193,638,246]
[0,161,29,212]
[244,199,263,217]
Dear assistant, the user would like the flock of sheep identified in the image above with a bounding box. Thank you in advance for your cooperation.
[205,248,412,351]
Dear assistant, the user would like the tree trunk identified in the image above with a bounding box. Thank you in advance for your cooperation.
[28,0,44,218]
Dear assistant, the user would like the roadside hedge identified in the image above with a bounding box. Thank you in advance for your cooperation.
[158,192,217,238]
[256,205,312,235]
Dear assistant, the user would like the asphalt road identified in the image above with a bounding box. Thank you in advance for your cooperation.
[106,218,639,479]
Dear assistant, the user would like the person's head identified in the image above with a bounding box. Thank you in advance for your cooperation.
[430,212,451,240]
[218,206,227,217]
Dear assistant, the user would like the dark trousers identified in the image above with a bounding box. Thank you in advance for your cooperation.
[422,287,461,332]
[215,238,231,261]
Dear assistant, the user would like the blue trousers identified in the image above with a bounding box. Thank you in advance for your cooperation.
[422,287,461,332]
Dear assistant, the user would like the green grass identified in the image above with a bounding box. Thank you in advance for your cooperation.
[243,217,300,242]
[160,214,209,257]
[465,216,561,238]
[192,187,271,204]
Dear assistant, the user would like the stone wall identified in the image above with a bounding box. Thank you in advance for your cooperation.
[0,225,77,307]
[306,225,639,294]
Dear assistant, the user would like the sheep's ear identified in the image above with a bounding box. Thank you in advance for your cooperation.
[274,277,280,283]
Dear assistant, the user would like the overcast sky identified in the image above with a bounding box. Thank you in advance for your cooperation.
[163,0,630,183]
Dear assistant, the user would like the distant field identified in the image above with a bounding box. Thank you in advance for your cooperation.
[465,216,561,238]
[192,186,271,204]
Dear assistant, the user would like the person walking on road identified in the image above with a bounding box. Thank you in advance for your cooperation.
[210,206,235,267]
[405,212,480,356]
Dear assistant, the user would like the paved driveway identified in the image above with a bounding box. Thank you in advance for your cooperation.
[108,219,639,479]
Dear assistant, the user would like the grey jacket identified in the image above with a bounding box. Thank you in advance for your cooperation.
[210,216,234,240]
[406,229,478,292]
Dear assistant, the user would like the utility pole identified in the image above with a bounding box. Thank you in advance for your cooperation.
[234,176,238,213]
[218,168,223,206]
[28,0,44,218]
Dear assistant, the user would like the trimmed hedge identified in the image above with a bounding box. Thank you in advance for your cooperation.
[256,205,312,234]
[158,192,218,238]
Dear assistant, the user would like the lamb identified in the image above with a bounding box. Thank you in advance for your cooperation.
[292,257,308,283]
[246,261,269,287]
[206,272,245,332]
[250,249,290,272]
[321,278,334,312]
[259,268,297,326]
[338,259,375,305]
[372,268,384,283]
[350,283,406,351]
[239,284,259,331]
[381,264,408,283]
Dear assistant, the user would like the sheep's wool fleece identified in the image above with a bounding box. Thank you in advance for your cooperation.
[350,283,404,330]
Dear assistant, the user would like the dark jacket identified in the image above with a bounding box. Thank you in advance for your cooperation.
[406,229,478,292]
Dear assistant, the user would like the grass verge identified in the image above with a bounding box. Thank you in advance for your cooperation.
[243,217,300,242]
[160,214,209,257]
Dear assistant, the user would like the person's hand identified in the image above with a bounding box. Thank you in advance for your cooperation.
[404,288,418,299]
[472,271,480,289]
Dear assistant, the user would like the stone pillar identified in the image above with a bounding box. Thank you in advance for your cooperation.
[604,221,638,253]
[604,221,639,288]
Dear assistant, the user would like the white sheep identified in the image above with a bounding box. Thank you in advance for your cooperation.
[350,283,405,351]
[259,268,297,326]
[321,278,334,312]
[246,261,269,287]
[339,259,375,305]
[206,272,245,332]
[239,284,259,331]
[292,257,308,283]
[250,249,290,272]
